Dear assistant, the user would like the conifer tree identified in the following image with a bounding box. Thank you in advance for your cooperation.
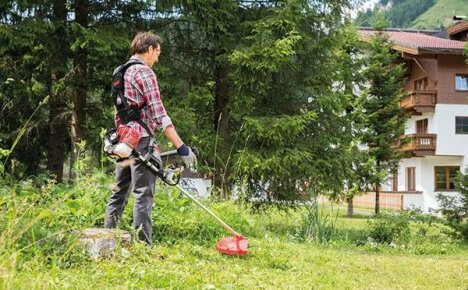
[361,27,407,214]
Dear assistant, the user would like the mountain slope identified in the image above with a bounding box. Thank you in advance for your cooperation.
[355,0,436,28]
[412,0,468,29]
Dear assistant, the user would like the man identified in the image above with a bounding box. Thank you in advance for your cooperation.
[104,32,196,245]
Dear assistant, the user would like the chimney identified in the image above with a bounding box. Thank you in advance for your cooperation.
[453,15,467,24]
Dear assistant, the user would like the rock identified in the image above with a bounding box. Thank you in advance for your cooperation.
[121,248,132,258]
[77,228,131,260]
[0,267,8,279]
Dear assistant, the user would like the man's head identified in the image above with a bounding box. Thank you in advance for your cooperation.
[131,32,163,67]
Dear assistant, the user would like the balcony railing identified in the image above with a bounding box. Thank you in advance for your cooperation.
[400,90,437,113]
[400,133,437,156]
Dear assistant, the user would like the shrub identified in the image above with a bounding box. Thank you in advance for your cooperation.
[367,212,411,245]
[364,209,459,254]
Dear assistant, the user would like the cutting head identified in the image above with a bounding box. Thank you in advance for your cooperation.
[215,235,248,256]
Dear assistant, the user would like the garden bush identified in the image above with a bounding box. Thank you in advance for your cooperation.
[367,212,411,245]
[362,209,459,254]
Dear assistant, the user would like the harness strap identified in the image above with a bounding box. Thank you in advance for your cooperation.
[112,61,154,138]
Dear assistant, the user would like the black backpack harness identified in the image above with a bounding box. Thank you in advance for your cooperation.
[111,61,153,138]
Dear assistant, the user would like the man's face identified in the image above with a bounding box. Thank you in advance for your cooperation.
[149,44,161,66]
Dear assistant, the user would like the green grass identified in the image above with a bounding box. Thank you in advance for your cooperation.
[2,240,467,289]
[1,174,467,289]
[412,0,468,29]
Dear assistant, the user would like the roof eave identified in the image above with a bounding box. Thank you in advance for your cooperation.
[418,48,465,55]
[390,44,464,55]
[447,21,468,36]
[393,44,419,55]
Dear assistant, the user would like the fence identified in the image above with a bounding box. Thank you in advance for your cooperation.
[353,192,403,210]
[319,192,404,211]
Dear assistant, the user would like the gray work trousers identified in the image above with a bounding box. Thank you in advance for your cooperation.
[104,137,157,245]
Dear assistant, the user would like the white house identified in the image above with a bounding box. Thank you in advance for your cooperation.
[359,21,468,212]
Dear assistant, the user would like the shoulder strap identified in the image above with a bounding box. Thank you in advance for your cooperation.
[112,61,153,138]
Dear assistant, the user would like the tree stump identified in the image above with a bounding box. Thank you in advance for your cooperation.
[78,228,131,260]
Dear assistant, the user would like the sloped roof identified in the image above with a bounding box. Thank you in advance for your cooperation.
[358,29,466,55]
[448,20,468,36]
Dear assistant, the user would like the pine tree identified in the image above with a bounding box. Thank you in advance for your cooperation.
[361,28,407,215]
[228,2,362,208]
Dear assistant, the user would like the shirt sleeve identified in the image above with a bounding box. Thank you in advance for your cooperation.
[131,67,173,132]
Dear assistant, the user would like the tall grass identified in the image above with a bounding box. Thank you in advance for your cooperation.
[1,95,49,176]
[297,198,338,244]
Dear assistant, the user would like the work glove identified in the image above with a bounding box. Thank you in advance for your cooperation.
[177,144,197,170]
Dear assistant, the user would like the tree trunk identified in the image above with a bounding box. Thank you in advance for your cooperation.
[213,61,231,198]
[375,183,381,215]
[47,101,67,183]
[70,0,89,181]
[347,197,353,217]
[46,0,68,183]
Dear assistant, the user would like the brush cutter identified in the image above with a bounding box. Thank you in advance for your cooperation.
[129,148,249,256]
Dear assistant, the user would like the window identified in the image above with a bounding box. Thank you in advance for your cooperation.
[406,167,415,191]
[416,119,428,134]
[435,166,460,191]
[456,75,468,91]
[455,117,468,134]
[414,78,427,91]
[392,170,398,191]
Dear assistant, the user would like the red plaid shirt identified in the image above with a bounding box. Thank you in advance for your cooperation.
[115,55,172,137]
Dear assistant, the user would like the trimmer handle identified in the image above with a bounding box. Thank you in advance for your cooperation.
[160,146,199,157]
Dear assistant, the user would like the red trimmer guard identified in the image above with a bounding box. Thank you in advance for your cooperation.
[215,235,249,256]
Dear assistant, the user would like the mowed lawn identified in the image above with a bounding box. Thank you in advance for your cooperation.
[3,238,467,289]
[3,213,468,290]
[1,195,467,290]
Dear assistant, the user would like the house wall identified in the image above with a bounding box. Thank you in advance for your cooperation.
[433,104,468,160]
[380,158,425,209]
[398,103,468,212]
[420,155,463,212]
[437,54,468,104]
[380,158,422,201]
[397,156,463,212]
[403,105,468,164]
[405,112,435,135]
[404,58,438,91]
[396,54,468,213]
[401,54,467,103]
[397,158,422,192]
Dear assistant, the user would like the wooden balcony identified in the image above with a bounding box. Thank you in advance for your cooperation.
[400,90,437,114]
[399,133,437,156]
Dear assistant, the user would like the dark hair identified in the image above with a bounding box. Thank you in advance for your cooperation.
[131,32,163,55]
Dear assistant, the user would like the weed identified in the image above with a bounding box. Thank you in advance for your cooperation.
[296,199,338,244]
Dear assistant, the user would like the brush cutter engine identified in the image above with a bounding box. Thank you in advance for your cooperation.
[103,129,133,159]
[103,127,182,185]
